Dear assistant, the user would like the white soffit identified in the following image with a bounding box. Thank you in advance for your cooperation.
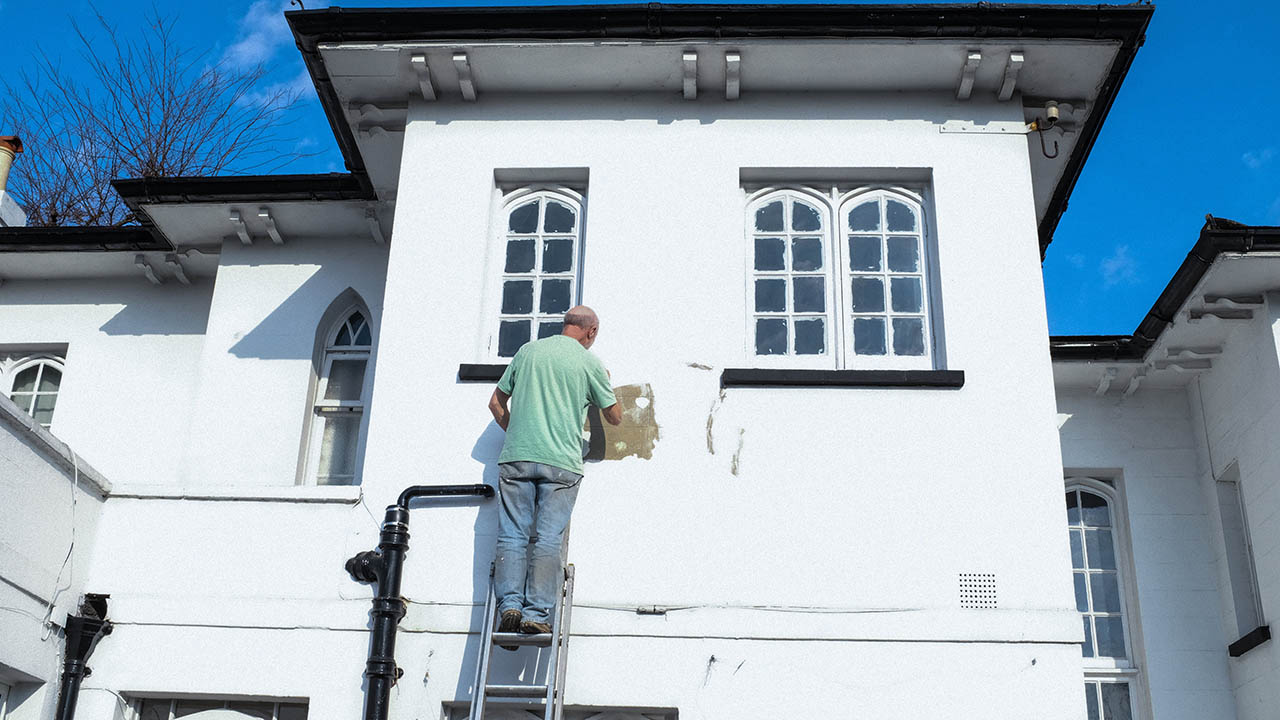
[143,201,394,248]
[0,251,219,282]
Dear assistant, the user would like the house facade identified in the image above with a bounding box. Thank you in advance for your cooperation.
[2,4,1274,720]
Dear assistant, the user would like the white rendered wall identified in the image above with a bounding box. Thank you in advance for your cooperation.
[0,397,108,720]
[1185,292,1280,720]
[0,278,211,483]
[350,91,1079,718]
[1056,387,1237,720]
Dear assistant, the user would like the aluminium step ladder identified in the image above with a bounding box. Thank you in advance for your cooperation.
[469,561,576,720]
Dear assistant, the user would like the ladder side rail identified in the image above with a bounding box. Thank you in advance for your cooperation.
[541,558,569,720]
[551,564,576,720]
[469,563,499,720]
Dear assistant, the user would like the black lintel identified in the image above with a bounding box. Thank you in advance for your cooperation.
[1228,625,1270,658]
[458,363,508,382]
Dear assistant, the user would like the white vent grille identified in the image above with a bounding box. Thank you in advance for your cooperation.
[959,573,997,609]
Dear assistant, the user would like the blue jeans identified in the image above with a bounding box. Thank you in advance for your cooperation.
[494,461,582,623]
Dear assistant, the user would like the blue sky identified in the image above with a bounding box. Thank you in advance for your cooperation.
[2,0,1276,335]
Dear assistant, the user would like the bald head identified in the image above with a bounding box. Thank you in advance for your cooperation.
[562,305,600,348]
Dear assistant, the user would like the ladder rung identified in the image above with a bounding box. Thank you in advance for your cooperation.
[491,632,553,647]
[485,684,549,699]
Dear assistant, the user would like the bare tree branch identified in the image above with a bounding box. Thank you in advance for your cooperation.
[1,6,311,226]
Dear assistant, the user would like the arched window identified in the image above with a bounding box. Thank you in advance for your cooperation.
[840,190,931,363]
[6,356,64,428]
[748,191,834,358]
[303,303,373,486]
[1066,479,1144,720]
[496,189,583,357]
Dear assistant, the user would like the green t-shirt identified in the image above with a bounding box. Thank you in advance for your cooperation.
[497,335,617,474]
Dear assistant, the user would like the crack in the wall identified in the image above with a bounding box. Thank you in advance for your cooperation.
[730,428,745,476]
[705,388,726,455]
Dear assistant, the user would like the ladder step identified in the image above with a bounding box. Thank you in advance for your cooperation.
[485,684,549,699]
[491,632,553,647]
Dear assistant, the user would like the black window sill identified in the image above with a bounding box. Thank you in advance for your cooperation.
[459,363,507,382]
[720,368,964,388]
[1228,625,1270,657]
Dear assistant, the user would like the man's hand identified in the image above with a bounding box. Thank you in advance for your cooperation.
[488,389,511,431]
[601,402,623,426]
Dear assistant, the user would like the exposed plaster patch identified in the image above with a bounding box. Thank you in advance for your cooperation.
[730,428,745,476]
[585,383,659,461]
[706,389,726,454]
[687,362,713,371]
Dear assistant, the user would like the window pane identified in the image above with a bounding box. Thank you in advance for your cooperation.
[754,237,786,271]
[543,200,575,233]
[755,201,784,232]
[32,394,57,426]
[138,699,172,720]
[334,324,352,346]
[755,279,786,312]
[755,318,787,355]
[1085,683,1101,720]
[791,201,822,231]
[791,237,823,271]
[1086,529,1116,570]
[278,704,309,720]
[794,319,825,355]
[324,359,368,401]
[1067,491,1080,525]
[539,279,572,314]
[1082,616,1095,657]
[227,701,275,720]
[9,392,33,414]
[508,201,539,233]
[1080,491,1111,527]
[850,278,885,313]
[886,199,917,232]
[542,238,574,273]
[1070,530,1084,569]
[11,366,38,393]
[1074,572,1089,612]
[891,317,925,356]
[887,236,920,272]
[890,277,923,313]
[853,317,886,356]
[355,323,372,346]
[175,700,225,716]
[849,236,881,271]
[1100,682,1133,720]
[1094,616,1126,658]
[505,239,536,272]
[793,277,825,313]
[538,322,564,339]
[1091,573,1122,612]
[498,321,530,357]
[37,365,61,392]
[317,414,361,484]
[501,280,534,314]
[847,201,879,232]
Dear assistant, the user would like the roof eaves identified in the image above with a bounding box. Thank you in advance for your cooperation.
[0,225,171,253]
[111,173,374,207]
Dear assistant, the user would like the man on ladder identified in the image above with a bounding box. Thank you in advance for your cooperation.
[487,305,622,638]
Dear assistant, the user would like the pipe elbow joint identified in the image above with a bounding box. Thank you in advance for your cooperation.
[345,550,384,584]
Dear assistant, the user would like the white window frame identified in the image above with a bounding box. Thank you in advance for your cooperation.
[3,353,66,429]
[489,186,586,359]
[302,306,373,486]
[1067,476,1150,720]
[743,185,938,369]
[128,696,307,719]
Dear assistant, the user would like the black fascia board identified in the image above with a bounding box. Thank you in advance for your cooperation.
[1049,218,1280,363]
[287,3,1153,253]
[0,226,170,253]
[111,173,373,206]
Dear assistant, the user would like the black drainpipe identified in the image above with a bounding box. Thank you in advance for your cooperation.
[345,484,494,720]
[55,594,112,720]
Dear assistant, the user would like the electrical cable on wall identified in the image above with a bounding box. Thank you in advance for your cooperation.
[40,440,80,641]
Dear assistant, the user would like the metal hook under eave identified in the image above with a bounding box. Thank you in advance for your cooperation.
[1039,127,1059,159]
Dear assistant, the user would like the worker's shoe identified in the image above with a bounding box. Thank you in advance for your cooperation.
[498,609,522,651]
[520,619,552,635]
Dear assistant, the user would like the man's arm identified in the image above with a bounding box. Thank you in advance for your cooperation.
[600,402,623,426]
[488,388,511,431]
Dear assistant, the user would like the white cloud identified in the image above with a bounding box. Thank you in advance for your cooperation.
[1243,147,1275,170]
[1065,252,1086,270]
[1100,245,1138,287]
[223,0,328,68]
[239,68,315,107]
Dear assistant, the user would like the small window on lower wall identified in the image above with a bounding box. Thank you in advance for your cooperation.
[132,697,307,720]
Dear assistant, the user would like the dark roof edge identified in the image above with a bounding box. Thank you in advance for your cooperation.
[1050,217,1280,362]
[0,226,171,253]
[1036,4,1152,257]
[287,3,1153,236]
[111,173,374,206]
